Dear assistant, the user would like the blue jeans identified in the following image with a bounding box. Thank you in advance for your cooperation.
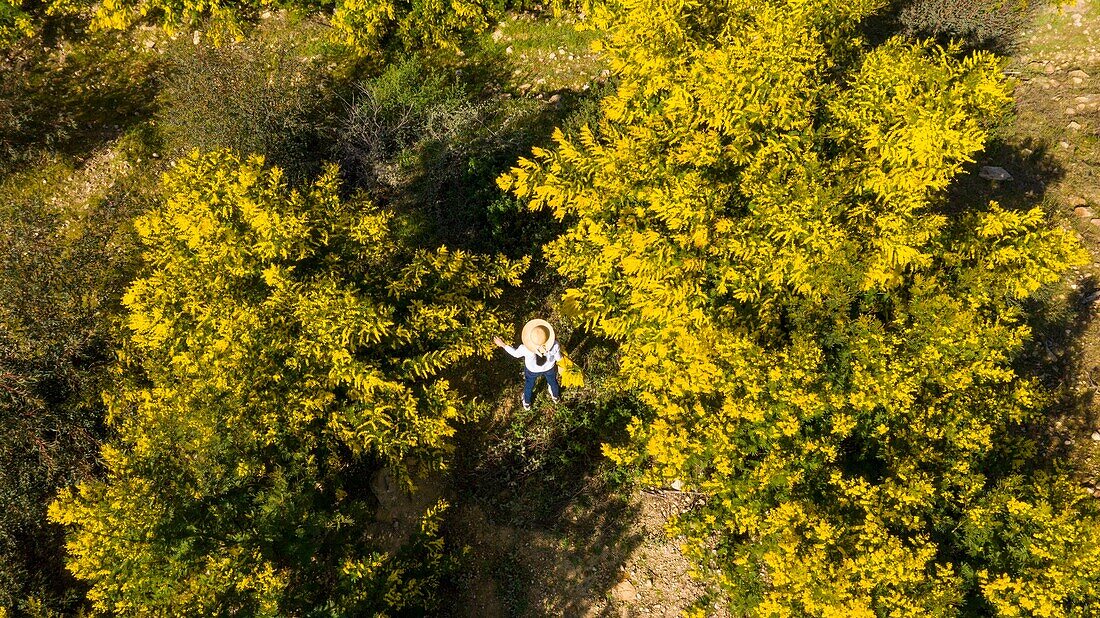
[524,366,561,406]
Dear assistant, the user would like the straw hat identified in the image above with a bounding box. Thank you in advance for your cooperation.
[521,319,555,355]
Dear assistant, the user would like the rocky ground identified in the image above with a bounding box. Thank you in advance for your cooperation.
[1010,0,1100,493]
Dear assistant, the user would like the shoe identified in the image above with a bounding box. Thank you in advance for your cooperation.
[548,385,560,404]
[522,396,531,410]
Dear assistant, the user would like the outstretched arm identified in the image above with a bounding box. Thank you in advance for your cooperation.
[493,336,525,358]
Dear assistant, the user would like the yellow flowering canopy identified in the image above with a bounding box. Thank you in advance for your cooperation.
[50,150,527,615]
[502,0,1098,614]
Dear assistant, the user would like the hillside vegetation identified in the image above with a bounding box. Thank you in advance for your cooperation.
[1,0,1098,616]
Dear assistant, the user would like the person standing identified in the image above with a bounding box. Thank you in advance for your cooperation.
[493,319,562,410]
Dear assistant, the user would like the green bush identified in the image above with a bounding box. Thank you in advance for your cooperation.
[336,56,471,190]
[899,0,1038,52]
[156,19,341,180]
[336,56,568,255]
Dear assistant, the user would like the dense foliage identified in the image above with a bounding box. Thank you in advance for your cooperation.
[899,0,1038,53]
[49,150,526,614]
[501,0,1098,614]
[156,20,339,180]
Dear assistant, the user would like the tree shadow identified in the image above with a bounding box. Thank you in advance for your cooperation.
[440,389,644,617]
[955,126,1100,496]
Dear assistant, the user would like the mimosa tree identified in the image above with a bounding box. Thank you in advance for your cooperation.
[501,0,1098,614]
[51,150,527,615]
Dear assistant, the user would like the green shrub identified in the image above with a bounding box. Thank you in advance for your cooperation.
[156,18,340,180]
[337,56,567,254]
[336,56,471,190]
[899,0,1039,52]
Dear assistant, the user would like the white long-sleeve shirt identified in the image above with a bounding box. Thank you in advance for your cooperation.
[503,341,561,373]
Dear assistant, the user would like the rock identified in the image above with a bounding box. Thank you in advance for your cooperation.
[518,82,531,91]
[1092,432,1100,441]
[1061,141,1072,149]
[1069,121,1083,130]
[1090,218,1100,226]
[1075,206,1093,218]
[612,579,639,602]
[505,45,513,54]
[670,479,684,491]
[1066,107,1077,115]
[192,30,201,45]
[491,29,504,42]
[1045,64,1056,74]
[1069,69,1091,79]
[979,166,1013,181]
[548,93,561,104]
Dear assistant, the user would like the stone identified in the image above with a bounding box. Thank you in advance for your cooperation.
[1069,121,1083,130]
[1061,141,1072,149]
[1074,206,1093,218]
[1045,64,1056,74]
[1066,107,1077,115]
[1069,69,1091,79]
[548,93,561,104]
[1092,432,1100,441]
[979,166,1012,181]
[505,45,513,54]
[491,29,504,42]
[612,579,639,602]
[1090,218,1100,226]
[670,479,684,491]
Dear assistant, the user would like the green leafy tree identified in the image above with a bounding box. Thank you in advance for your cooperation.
[501,0,1094,614]
[50,150,527,615]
